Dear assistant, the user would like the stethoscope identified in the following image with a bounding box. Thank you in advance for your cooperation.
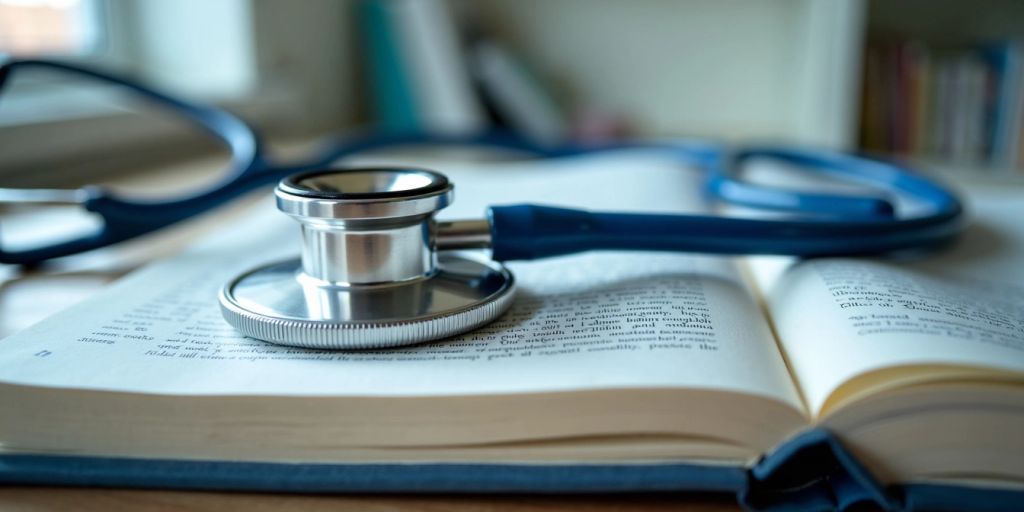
[1,59,966,349]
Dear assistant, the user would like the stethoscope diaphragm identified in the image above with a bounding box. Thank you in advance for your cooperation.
[218,167,515,349]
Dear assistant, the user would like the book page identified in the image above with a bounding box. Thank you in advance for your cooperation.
[0,151,802,411]
[748,190,1024,415]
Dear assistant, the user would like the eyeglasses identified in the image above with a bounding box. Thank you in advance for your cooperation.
[1,58,629,265]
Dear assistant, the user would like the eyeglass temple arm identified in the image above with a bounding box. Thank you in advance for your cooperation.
[0,58,265,265]
[0,174,283,265]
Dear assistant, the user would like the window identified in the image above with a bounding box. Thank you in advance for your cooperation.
[0,0,262,184]
[0,0,103,57]
[0,0,355,185]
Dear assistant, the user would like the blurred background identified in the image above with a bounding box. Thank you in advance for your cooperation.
[1,0,1024,188]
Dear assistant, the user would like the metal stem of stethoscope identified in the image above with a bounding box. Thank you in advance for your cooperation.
[218,167,515,350]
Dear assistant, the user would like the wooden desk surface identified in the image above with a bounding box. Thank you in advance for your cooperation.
[0,488,739,511]
[0,155,740,511]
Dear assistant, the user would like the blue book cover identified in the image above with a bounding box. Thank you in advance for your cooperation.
[3,429,1022,511]
[983,41,1023,168]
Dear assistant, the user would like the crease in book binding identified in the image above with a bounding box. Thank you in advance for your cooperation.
[741,429,890,511]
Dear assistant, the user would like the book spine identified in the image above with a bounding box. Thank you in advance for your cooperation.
[390,0,486,134]
[963,56,987,164]
[997,43,1024,171]
[910,43,931,155]
[858,44,884,153]
[885,43,902,154]
[470,39,568,145]
[359,0,421,132]
[894,42,913,155]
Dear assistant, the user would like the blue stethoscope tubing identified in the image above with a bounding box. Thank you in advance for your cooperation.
[0,59,965,265]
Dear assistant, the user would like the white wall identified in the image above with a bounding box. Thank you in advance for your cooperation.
[473,0,863,147]
[133,0,258,100]
[250,0,359,134]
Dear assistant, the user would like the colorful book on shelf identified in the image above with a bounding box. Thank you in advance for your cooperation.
[359,0,419,131]
[860,39,1024,173]
[1,152,1024,511]
[986,41,1024,169]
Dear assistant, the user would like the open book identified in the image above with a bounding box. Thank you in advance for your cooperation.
[1,151,1022,510]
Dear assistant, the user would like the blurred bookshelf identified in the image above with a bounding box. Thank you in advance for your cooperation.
[859,0,1024,183]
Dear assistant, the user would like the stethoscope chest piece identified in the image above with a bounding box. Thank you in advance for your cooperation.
[219,168,515,349]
